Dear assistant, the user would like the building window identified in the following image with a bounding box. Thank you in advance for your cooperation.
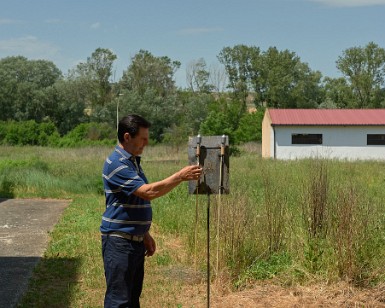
[367,134,385,145]
[292,134,323,145]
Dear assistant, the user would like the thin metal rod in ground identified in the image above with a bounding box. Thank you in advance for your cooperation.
[207,191,210,308]
[216,135,226,273]
[194,135,201,270]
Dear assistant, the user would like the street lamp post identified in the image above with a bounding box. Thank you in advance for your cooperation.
[116,93,123,143]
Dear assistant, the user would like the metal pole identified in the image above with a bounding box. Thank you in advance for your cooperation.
[207,190,210,308]
[116,99,119,133]
[216,135,226,274]
[116,93,123,144]
[194,135,201,270]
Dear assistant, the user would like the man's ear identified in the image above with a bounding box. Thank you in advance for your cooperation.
[124,132,131,141]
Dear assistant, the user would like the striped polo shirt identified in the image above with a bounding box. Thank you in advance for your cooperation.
[100,145,152,235]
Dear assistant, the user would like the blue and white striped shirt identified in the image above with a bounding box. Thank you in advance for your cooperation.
[100,146,152,235]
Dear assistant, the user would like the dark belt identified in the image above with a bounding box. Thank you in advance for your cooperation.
[102,231,144,242]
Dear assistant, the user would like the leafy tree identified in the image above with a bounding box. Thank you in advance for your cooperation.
[117,50,183,142]
[218,45,260,108]
[151,90,212,145]
[233,109,265,143]
[218,45,323,109]
[68,48,117,108]
[200,111,234,139]
[0,56,62,121]
[176,90,213,135]
[162,123,191,152]
[253,47,323,108]
[336,42,385,108]
[321,77,354,108]
[0,56,61,88]
[120,50,180,97]
[118,89,179,142]
[42,80,88,135]
[289,62,324,108]
[200,97,243,144]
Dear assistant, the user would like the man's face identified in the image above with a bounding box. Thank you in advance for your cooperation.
[124,127,149,156]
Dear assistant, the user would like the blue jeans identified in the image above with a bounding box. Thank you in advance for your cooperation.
[102,235,145,308]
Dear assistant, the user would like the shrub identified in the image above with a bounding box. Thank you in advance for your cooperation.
[0,120,60,146]
[233,109,265,143]
[55,122,116,147]
[0,120,116,147]
[38,122,60,146]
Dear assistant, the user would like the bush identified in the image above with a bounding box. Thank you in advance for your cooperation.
[55,122,116,147]
[0,122,7,142]
[0,120,115,147]
[37,122,61,146]
[0,120,60,146]
[233,109,265,143]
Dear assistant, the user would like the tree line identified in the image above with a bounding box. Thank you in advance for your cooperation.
[1,42,385,146]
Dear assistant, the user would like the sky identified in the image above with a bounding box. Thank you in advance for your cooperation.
[1,0,385,88]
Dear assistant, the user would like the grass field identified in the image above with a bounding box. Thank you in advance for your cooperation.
[0,144,384,307]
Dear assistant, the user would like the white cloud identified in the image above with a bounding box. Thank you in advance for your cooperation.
[0,36,60,58]
[177,27,223,35]
[45,18,62,24]
[0,18,21,25]
[311,0,385,7]
[90,22,101,29]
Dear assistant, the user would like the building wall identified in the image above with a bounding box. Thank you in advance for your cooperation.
[273,125,385,160]
[261,111,272,158]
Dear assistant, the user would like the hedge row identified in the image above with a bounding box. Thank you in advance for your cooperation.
[0,121,116,147]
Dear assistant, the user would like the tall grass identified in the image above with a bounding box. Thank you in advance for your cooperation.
[1,144,384,306]
[0,146,109,198]
[301,159,329,274]
[216,157,385,287]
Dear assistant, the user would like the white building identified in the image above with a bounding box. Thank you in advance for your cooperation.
[262,109,385,160]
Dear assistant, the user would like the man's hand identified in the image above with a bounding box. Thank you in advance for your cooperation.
[177,165,203,181]
[144,232,156,257]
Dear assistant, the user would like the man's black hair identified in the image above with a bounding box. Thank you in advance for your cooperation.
[118,114,151,143]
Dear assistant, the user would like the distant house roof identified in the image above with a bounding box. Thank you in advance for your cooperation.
[267,109,385,126]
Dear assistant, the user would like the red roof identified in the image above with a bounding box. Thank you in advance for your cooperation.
[268,109,385,126]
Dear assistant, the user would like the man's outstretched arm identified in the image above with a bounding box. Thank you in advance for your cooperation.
[133,165,202,200]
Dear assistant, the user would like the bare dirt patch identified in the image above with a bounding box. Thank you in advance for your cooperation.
[208,281,385,308]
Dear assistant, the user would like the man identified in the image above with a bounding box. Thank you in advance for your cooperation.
[101,114,202,307]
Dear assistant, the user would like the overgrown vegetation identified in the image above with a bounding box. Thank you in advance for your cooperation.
[1,145,383,306]
[0,121,116,147]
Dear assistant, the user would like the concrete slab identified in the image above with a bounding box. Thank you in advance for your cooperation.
[0,198,69,308]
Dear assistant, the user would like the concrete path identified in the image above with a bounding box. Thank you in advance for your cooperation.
[0,198,69,308]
